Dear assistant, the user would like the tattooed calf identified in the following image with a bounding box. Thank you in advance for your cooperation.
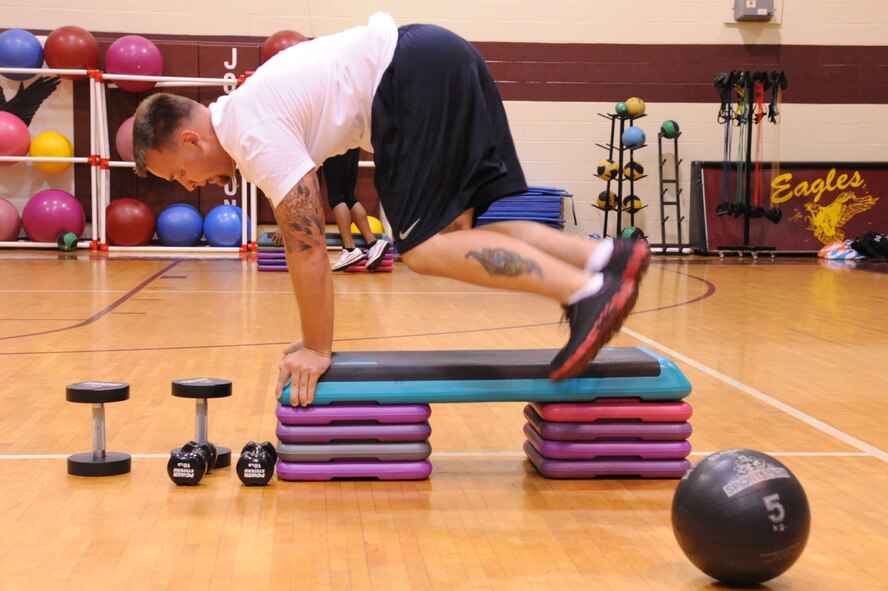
[465,248,543,277]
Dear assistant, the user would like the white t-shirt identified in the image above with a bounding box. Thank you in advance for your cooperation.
[209,12,398,206]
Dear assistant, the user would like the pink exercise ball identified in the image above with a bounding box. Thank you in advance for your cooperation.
[21,189,85,243]
[115,116,134,162]
[0,198,21,241]
[105,35,163,93]
[0,112,30,167]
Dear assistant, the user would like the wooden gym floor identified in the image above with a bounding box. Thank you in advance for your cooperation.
[0,247,885,590]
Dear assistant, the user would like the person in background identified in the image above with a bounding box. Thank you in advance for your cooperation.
[323,148,390,271]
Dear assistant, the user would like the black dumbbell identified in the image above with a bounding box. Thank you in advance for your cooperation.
[236,441,277,486]
[183,441,217,474]
[66,381,131,477]
[167,443,209,486]
[171,378,232,469]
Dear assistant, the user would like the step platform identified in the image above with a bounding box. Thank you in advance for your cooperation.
[276,403,431,425]
[530,399,693,423]
[256,231,391,251]
[523,405,692,441]
[280,347,691,405]
[276,421,432,443]
[276,459,432,481]
[523,423,691,460]
[277,441,432,462]
[523,441,691,479]
[257,251,394,272]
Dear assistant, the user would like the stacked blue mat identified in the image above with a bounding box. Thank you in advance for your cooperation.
[476,186,575,229]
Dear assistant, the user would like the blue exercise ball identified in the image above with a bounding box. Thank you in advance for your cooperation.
[621,126,646,150]
[204,204,249,247]
[0,29,44,81]
[156,204,203,246]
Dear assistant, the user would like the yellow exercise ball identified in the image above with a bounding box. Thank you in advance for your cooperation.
[350,215,383,234]
[597,191,618,211]
[626,97,646,117]
[30,131,74,174]
[622,194,643,213]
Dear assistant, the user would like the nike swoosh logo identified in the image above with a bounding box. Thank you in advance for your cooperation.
[399,218,421,240]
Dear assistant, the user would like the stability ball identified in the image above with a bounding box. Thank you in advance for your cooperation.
[156,203,203,246]
[0,29,43,81]
[621,126,646,150]
[21,189,85,243]
[0,112,30,166]
[350,215,383,235]
[0,198,21,241]
[672,449,810,586]
[105,35,163,92]
[261,30,308,64]
[43,26,100,80]
[30,131,74,174]
[106,198,156,246]
[204,204,247,247]
[115,116,135,162]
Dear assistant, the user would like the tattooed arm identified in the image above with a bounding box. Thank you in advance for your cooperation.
[272,171,333,406]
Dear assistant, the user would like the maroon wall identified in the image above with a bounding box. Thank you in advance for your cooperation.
[69,33,888,224]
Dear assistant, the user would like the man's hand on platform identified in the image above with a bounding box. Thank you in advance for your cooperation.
[276,346,331,406]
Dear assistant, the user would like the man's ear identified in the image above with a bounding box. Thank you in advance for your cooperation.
[179,129,201,146]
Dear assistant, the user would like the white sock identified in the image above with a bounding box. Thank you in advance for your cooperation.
[567,274,604,305]
[585,238,614,273]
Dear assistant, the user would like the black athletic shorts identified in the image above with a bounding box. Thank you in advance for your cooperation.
[322,147,360,209]
[371,24,528,253]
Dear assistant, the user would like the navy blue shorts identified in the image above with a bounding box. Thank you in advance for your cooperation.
[371,24,527,253]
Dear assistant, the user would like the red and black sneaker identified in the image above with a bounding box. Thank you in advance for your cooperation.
[549,239,650,380]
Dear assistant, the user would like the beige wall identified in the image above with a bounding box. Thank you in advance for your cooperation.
[2,1,886,243]
[5,1,887,45]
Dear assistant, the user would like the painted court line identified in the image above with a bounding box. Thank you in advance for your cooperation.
[0,452,870,461]
[622,327,888,464]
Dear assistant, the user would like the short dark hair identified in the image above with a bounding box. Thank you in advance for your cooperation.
[132,93,198,177]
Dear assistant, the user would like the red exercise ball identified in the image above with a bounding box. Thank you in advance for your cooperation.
[43,26,100,81]
[106,197,156,246]
[261,30,307,64]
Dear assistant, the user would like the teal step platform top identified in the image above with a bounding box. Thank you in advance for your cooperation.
[257,231,391,251]
[280,347,690,405]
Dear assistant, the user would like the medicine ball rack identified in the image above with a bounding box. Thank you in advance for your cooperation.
[653,127,688,254]
[593,112,648,239]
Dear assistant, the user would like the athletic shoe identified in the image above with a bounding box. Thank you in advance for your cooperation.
[365,239,391,271]
[331,248,366,271]
[549,240,650,380]
[605,238,651,279]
